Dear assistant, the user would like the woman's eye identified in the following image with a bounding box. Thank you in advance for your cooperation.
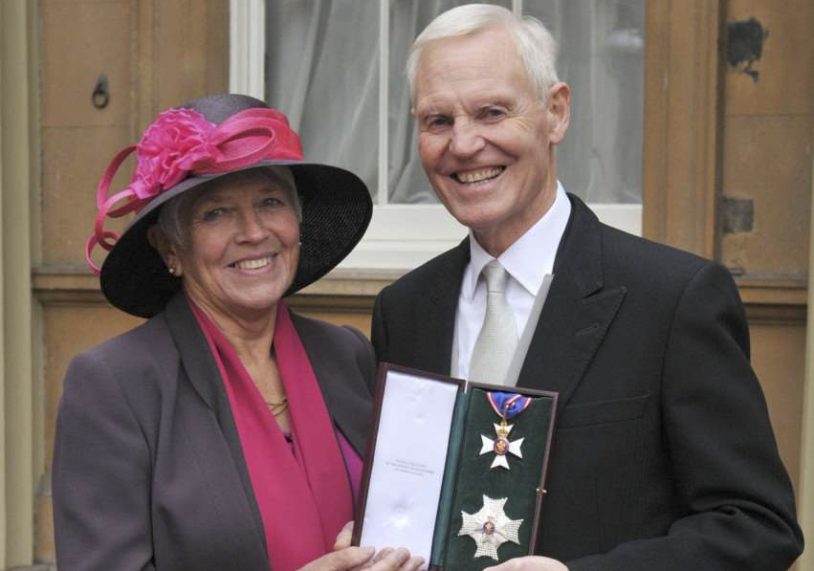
[259,196,284,208]
[201,207,226,222]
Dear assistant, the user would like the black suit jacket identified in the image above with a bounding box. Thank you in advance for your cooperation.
[53,293,376,571]
[371,195,803,570]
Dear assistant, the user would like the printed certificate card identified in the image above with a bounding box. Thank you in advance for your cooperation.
[353,364,558,571]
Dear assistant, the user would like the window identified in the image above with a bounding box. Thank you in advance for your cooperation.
[231,0,645,271]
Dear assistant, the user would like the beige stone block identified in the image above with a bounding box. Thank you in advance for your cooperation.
[154,0,229,106]
[42,125,134,266]
[726,0,814,117]
[721,114,812,276]
[41,0,132,128]
[749,322,806,493]
[44,303,143,472]
[35,490,55,564]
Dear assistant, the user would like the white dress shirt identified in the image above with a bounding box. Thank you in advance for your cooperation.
[453,182,571,379]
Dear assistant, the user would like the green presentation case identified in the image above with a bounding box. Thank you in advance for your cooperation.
[353,363,558,571]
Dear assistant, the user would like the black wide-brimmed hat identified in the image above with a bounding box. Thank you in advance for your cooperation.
[86,94,372,318]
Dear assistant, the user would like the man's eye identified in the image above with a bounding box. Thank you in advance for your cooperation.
[426,116,452,130]
[481,107,506,121]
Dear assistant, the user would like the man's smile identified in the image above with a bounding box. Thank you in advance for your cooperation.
[453,166,505,184]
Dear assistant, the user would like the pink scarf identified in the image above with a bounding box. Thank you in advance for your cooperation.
[190,300,353,571]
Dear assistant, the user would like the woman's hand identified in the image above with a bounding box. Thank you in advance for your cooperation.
[296,521,424,571]
[484,556,569,571]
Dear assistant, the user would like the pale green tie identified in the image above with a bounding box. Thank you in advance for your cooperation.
[469,261,519,384]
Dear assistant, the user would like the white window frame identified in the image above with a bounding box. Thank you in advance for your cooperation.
[230,0,642,272]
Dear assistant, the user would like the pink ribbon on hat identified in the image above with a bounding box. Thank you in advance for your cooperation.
[85,106,304,274]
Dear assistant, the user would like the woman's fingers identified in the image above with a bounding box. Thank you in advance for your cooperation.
[363,547,424,571]
[300,546,374,571]
[316,532,426,571]
[365,547,409,570]
[398,554,426,571]
[334,521,355,551]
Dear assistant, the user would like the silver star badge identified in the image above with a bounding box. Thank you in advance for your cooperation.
[479,423,524,469]
[458,495,523,559]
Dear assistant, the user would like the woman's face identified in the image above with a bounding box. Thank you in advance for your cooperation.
[171,169,300,323]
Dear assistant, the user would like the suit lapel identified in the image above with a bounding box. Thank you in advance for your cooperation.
[291,313,371,456]
[414,203,624,411]
[164,294,269,563]
[517,196,626,412]
[414,240,469,375]
[165,294,219,408]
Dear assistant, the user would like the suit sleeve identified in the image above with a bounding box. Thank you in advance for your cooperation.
[52,352,156,571]
[343,324,378,393]
[370,289,389,365]
[567,262,803,570]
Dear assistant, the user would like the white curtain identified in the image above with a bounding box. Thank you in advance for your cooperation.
[265,0,644,205]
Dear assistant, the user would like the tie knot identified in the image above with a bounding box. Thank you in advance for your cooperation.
[481,260,509,293]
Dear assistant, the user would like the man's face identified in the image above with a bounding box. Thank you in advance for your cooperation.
[413,27,569,256]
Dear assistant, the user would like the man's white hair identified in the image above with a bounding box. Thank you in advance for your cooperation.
[406,4,559,104]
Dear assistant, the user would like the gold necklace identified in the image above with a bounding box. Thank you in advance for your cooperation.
[265,396,288,417]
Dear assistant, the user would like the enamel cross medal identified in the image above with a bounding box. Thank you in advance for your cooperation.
[479,392,531,470]
[459,495,524,560]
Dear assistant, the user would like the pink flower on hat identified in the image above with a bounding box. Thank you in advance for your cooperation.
[129,109,218,200]
[86,105,304,274]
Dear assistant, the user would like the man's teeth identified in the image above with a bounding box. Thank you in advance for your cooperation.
[455,167,504,184]
[234,256,273,270]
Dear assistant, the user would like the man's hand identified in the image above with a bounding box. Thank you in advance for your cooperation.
[484,556,569,571]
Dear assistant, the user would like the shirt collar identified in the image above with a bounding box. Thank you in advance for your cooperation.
[462,182,571,299]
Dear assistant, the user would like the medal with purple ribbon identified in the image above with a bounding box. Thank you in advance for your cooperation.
[479,392,530,470]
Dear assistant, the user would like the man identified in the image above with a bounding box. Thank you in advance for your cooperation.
[371,4,803,570]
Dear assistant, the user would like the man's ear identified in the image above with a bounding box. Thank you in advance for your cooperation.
[546,82,571,145]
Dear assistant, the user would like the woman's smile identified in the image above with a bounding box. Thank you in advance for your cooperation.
[230,254,276,272]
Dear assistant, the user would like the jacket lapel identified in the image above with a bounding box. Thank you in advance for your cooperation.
[163,294,269,563]
[414,239,470,375]
[291,312,372,457]
[517,196,626,412]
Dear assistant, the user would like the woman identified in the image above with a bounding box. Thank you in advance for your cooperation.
[52,94,421,571]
